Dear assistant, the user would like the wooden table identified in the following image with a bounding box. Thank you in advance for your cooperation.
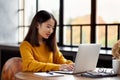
[15,72,120,80]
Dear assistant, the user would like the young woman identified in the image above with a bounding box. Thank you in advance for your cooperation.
[20,10,74,72]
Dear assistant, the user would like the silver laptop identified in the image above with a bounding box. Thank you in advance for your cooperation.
[54,44,101,74]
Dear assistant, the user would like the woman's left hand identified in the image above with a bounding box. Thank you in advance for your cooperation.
[59,63,74,71]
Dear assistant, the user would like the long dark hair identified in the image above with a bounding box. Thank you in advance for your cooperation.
[24,10,57,54]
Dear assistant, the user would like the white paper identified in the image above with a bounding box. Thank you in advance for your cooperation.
[34,72,64,77]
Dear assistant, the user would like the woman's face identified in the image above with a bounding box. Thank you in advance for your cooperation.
[37,18,55,39]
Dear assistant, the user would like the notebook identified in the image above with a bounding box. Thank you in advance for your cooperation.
[54,44,101,74]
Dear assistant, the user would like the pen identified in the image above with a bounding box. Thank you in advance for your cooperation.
[46,71,54,75]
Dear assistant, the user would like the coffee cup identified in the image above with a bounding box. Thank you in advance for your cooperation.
[112,59,120,74]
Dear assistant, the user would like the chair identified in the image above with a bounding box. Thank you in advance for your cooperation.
[1,57,22,80]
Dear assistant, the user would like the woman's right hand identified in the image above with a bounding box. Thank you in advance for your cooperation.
[59,64,74,71]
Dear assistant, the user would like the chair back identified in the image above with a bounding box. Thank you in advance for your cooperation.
[1,57,22,80]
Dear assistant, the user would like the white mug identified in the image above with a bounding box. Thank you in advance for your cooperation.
[112,59,120,74]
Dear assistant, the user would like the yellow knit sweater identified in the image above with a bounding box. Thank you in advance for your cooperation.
[20,41,73,72]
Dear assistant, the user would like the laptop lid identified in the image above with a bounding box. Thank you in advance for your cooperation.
[73,44,101,74]
[53,44,101,74]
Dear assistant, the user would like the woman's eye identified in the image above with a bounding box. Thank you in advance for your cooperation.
[47,26,54,30]
[47,26,50,28]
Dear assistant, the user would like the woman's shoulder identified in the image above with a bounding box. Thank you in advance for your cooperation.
[20,41,32,47]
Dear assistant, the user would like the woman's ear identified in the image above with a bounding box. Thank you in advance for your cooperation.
[36,22,40,29]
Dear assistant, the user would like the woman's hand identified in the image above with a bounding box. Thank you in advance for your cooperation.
[59,63,74,71]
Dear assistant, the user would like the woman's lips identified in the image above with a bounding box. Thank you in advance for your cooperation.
[46,33,51,37]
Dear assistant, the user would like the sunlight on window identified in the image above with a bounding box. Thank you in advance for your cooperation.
[96,0,120,47]
[38,0,59,42]
[64,0,91,24]
[97,0,120,23]
[18,0,120,49]
[64,0,91,45]
[38,0,59,25]
[24,0,36,25]
[18,0,36,42]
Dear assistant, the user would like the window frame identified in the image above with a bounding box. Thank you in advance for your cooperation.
[18,0,120,51]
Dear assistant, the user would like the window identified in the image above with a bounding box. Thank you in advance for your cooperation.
[64,0,91,46]
[18,0,24,42]
[18,0,36,42]
[18,0,120,52]
[38,0,60,42]
[96,0,120,49]
[19,0,60,43]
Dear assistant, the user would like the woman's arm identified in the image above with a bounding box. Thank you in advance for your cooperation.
[53,47,73,64]
[20,41,60,72]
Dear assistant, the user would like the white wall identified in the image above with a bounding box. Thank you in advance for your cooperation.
[0,0,18,43]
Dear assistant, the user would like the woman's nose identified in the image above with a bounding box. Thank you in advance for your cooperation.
[49,28,53,33]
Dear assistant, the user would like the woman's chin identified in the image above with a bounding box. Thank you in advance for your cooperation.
[44,37,49,39]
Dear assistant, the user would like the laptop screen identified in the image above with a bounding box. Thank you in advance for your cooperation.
[73,44,101,73]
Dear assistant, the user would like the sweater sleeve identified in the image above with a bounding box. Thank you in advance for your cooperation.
[20,41,60,72]
[53,47,73,64]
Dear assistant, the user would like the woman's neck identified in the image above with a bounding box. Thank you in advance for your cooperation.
[38,35,44,45]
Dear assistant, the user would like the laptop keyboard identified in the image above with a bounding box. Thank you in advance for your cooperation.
[80,71,117,78]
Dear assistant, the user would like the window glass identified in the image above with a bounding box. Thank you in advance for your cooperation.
[24,0,36,26]
[96,0,119,48]
[38,0,59,42]
[97,0,120,24]
[96,26,105,47]
[18,0,24,26]
[18,0,36,42]
[107,26,117,47]
[18,0,24,42]
[64,0,91,45]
